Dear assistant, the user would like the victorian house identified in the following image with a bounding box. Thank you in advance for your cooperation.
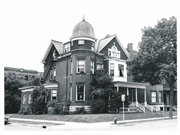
[19,18,177,113]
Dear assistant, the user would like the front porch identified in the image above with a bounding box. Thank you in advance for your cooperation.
[112,81,148,113]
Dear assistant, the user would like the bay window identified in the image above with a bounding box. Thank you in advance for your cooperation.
[77,60,85,73]
[76,84,85,101]
[110,63,114,76]
[151,91,156,102]
[90,60,94,74]
[118,64,124,77]
[159,91,162,103]
[51,90,57,102]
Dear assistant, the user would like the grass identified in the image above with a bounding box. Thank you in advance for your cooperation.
[6,111,177,123]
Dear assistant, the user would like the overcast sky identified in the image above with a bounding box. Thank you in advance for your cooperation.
[1,0,179,72]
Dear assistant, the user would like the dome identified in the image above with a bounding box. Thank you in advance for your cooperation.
[70,19,97,41]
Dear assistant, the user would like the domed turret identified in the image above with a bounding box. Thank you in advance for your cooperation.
[70,18,97,41]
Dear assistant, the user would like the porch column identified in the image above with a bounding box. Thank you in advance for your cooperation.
[117,86,119,93]
[127,87,129,96]
[135,88,138,105]
[144,88,147,107]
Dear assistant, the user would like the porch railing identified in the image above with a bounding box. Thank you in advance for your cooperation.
[146,104,153,112]
[137,102,145,113]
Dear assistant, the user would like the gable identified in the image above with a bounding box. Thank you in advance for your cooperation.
[41,40,63,63]
[99,37,129,60]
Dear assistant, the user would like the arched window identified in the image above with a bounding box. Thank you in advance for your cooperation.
[108,43,120,58]
[23,95,27,104]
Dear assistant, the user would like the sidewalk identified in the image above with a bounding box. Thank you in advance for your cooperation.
[9,115,177,126]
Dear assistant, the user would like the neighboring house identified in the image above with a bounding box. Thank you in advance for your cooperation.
[18,18,177,113]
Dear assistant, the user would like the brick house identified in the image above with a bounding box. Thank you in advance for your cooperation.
[19,18,177,113]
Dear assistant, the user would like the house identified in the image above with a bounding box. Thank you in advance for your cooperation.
[19,18,177,113]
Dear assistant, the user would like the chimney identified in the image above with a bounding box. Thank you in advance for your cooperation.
[105,34,110,38]
[127,43,133,52]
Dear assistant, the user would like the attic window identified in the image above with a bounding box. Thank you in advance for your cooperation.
[64,43,70,53]
[108,45,120,58]
[78,40,84,44]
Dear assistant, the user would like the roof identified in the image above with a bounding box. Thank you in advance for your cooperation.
[41,40,63,63]
[95,35,129,58]
[19,86,37,90]
[69,19,97,41]
[113,81,148,89]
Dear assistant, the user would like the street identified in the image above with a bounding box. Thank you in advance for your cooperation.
[4,119,177,133]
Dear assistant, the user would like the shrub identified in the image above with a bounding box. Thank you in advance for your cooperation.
[62,110,69,115]
[90,99,107,113]
[73,107,86,114]
[46,101,56,107]
[53,104,63,114]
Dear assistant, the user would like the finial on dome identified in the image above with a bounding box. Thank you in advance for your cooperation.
[83,14,85,21]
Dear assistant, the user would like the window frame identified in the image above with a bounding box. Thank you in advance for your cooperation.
[90,60,94,74]
[91,42,95,51]
[159,91,162,103]
[97,63,103,70]
[118,64,124,77]
[151,91,157,103]
[51,90,57,102]
[50,67,56,80]
[76,84,85,101]
[108,45,120,58]
[110,63,114,76]
[23,95,27,104]
[28,94,32,104]
[78,40,84,44]
[76,59,85,73]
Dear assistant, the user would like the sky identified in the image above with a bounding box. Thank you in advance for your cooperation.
[1,0,179,72]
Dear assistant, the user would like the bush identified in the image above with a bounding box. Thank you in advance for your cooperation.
[46,101,56,107]
[53,104,63,114]
[90,99,107,113]
[62,110,69,115]
[73,107,86,114]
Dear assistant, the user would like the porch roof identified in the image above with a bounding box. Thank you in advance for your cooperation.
[113,81,148,89]
[43,80,59,89]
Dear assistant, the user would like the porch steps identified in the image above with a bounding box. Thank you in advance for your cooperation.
[173,106,177,111]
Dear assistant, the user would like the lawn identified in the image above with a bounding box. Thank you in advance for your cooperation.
[7,111,177,123]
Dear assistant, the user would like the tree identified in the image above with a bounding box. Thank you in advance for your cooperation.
[90,69,113,113]
[30,85,47,114]
[126,16,177,118]
[5,72,28,113]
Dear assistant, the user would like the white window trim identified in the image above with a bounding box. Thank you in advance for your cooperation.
[76,59,86,73]
[76,85,85,101]
[23,95,26,104]
[78,40,84,44]
[51,90,57,102]
[28,94,31,104]
[151,91,156,103]
[108,46,120,58]
[159,91,162,103]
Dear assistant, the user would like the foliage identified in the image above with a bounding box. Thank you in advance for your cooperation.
[73,107,87,114]
[5,72,28,113]
[28,77,41,86]
[53,104,63,114]
[126,16,177,118]
[46,101,56,107]
[90,99,107,113]
[30,86,47,114]
[63,99,71,111]
[108,92,130,113]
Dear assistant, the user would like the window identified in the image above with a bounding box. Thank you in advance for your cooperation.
[23,95,27,104]
[151,91,156,102]
[64,43,70,53]
[90,60,94,74]
[78,40,84,44]
[51,90,57,102]
[70,85,72,101]
[118,64,124,77]
[91,42,94,51]
[110,63,114,76]
[71,59,73,74]
[76,84,85,101]
[159,91,162,103]
[50,67,56,80]
[28,94,32,104]
[108,45,120,58]
[97,63,103,70]
[77,60,85,73]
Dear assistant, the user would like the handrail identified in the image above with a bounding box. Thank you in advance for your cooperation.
[137,103,145,113]
[153,106,162,116]
[146,104,153,112]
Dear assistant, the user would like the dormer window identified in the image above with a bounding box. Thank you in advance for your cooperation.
[64,43,70,53]
[108,44,120,58]
[78,40,84,44]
